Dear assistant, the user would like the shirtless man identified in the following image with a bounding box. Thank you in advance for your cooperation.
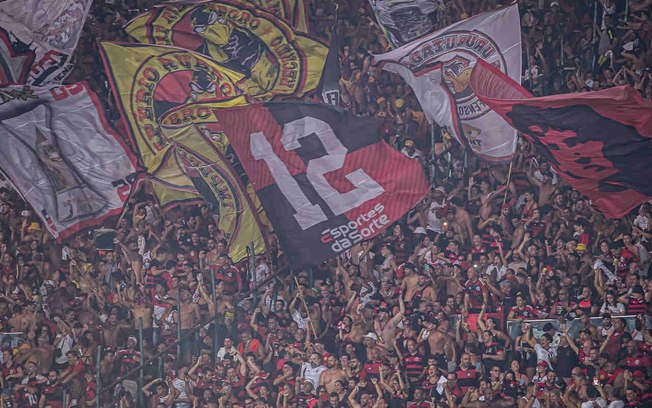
[349,302,374,344]
[449,197,474,247]
[401,263,421,302]
[101,312,132,349]
[373,297,405,351]
[527,162,557,207]
[169,286,201,363]
[425,317,456,368]
[120,287,154,346]
[320,355,348,394]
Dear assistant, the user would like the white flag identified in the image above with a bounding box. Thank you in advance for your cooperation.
[368,0,438,47]
[0,83,137,239]
[373,4,521,163]
[0,0,92,85]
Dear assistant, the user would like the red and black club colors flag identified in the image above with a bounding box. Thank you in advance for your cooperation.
[470,60,652,218]
[213,102,429,266]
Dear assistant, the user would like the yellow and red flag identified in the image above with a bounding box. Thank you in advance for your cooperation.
[124,0,326,99]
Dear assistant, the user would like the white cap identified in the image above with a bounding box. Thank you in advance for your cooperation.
[363,332,379,341]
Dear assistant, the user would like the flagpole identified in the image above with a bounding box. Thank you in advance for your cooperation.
[502,135,519,207]
[293,276,318,339]
[502,160,514,208]
[592,0,599,68]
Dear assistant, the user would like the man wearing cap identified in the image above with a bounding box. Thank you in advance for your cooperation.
[115,336,141,377]
[400,139,425,166]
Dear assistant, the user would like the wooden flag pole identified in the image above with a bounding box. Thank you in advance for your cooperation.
[293,276,318,339]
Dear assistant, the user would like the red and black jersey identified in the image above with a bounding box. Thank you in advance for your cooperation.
[509,305,535,320]
[213,265,240,294]
[625,297,647,315]
[598,368,623,386]
[463,279,485,309]
[360,359,382,380]
[41,382,64,408]
[455,367,479,393]
[15,374,46,407]
[116,349,140,376]
[624,355,652,374]
[403,353,426,383]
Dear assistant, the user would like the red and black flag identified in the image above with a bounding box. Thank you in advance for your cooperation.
[213,102,429,266]
[471,60,652,218]
[319,5,340,106]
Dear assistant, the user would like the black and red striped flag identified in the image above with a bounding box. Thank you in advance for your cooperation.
[471,60,652,218]
[214,102,429,266]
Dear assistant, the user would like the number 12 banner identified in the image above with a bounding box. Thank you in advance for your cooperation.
[215,102,429,266]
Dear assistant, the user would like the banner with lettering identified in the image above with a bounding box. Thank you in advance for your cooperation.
[212,102,429,266]
[124,0,327,99]
[0,83,137,239]
[0,0,92,85]
[373,4,521,162]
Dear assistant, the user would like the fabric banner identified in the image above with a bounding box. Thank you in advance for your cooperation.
[212,102,429,266]
[0,0,92,85]
[99,43,267,258]
[368,0,438,47]
[176,145,266,262]
[99,42,246,174]
[372,4,521,163]
[246,0,309,32]
[173,0,310,32]
[0,82,138,239]
[319,9,340,106]
[124,0,327,99]
[470,60,652,218]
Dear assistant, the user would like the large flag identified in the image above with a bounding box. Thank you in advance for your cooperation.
[175,145,266,262]
[99,43,266,259]
[0,0,92,85]
[0,83,138,239]
[246,0,309,32]
[470,60,652,218]
[212,102,429,266]
[368,0,439,47]
[99,42,246,174]
[373,4,521,163]
[319,7,340,106]
[124,0,327,99]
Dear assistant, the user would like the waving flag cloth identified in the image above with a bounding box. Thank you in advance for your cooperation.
[99,42,266,260]
[0,0,92,85]
[124,0,327,99]
[368,0,439,47]
[318,6,340,106]
[0,83,138,239]
[175,145,266,262]
[99,42,246,175]
[246,0,309,32]
[213,102,429,266]
[470,60,652,218]
[372,4,521,163]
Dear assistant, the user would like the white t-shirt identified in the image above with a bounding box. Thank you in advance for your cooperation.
[300,362,327,388]
[581,397,606,408]
[534,344,556,366]
[172,377,195,400]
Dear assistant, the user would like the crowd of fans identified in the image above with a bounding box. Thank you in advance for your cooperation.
[1,0,651,407]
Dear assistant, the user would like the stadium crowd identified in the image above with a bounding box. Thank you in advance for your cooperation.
[1,0,651,407]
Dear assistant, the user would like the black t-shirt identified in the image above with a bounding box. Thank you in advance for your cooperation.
[555,345,579,378]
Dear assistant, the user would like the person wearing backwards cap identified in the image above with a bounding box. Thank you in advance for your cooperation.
[115,336,141,377]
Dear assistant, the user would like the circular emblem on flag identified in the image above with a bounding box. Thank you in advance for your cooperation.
[402,30,507,120]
